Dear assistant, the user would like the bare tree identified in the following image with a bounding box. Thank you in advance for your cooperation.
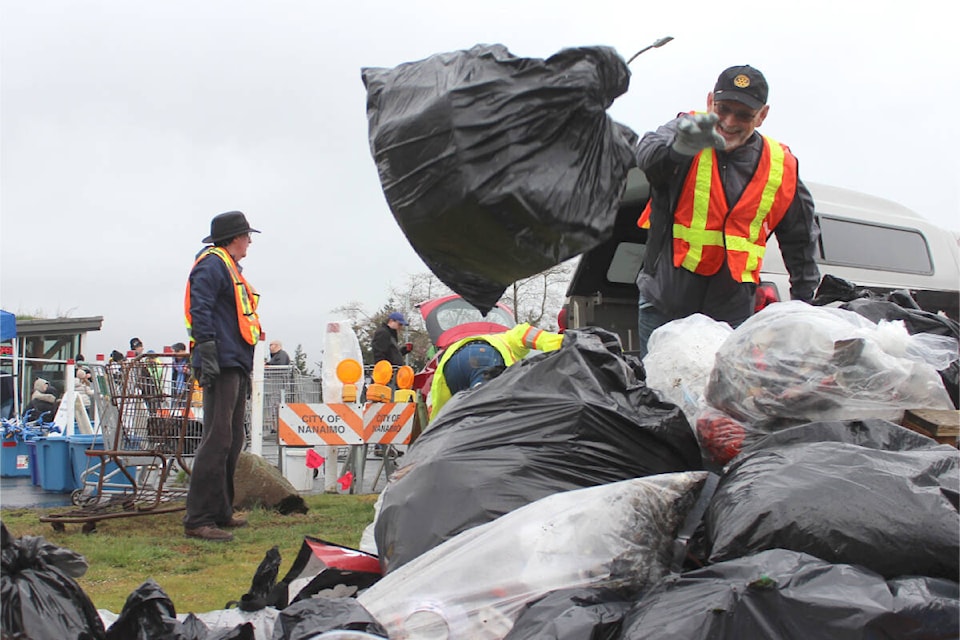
[335,263,574,368]
[503,258,577,329]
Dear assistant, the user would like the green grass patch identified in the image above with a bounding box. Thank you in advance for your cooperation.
[1,494,377,613]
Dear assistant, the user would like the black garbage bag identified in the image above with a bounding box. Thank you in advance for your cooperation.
[273,537,382,609]
[226,546,283,612]
[504,587,632,640]
[105,579,255,640]
[374,327,703,574]
[705,420,960,580]
[362,44,638,314]
[620,549,960,639]
[270,598,387,640]
[0,521,106,640]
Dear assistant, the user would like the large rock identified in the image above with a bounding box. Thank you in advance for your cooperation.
[233,452,308,515]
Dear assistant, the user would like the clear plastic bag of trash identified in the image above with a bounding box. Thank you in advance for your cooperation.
[643,314,733,425]
[704,301,956,425]
[359,472,707,640]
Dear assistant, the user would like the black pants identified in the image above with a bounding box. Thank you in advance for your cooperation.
[183,368,247,529]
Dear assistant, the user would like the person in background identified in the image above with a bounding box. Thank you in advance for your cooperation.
[428,323,563,421]
[183,210,262,542]
[130,337,144,357]
[170,342,190,399]
[75,365,95,417]
[267,340,291,366]
[27,378,59,422]
[371,312,412,367]
[633,65,820,358]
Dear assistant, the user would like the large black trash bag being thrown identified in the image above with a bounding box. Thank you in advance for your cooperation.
[0,521,106,640]
[619,549,960,640]
[362,44,638,314]
[706,420,960,581]
[374,327,703,574]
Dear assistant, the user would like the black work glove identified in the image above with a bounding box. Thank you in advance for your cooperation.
[672,113,726,156]
[194,340,220,389]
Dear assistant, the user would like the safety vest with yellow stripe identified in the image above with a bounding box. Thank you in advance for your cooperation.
[428,323,563,421]
[637,134,798,284]
[184,247,262,347]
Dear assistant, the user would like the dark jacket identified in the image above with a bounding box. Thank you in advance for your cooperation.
[188,250,256,373]
[635,116,820,325]
[371,323,404,366]
[268,350,291,366]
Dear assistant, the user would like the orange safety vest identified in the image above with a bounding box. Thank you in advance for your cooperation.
[637,134,797,284]
[184,247,262,346]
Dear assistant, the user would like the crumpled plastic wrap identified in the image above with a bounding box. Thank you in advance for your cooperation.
[359,472,707,640]
[643,314,733,425]
[704,301,957,426]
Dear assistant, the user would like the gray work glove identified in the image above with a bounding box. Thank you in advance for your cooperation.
[194,340,220,389]
[672,113,726,156]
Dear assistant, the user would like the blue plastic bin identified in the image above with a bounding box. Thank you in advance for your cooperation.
[35,437,77,492]
[26,438,40,485]
[1,437,32,477]
[67,434,135,494]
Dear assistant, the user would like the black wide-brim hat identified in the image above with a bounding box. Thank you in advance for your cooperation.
[202,210,261,244]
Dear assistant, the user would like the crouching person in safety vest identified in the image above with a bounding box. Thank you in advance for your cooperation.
[182,211,262,542]
[428,323,563,423]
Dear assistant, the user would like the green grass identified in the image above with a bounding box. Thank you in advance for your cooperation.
[1,493,377,614]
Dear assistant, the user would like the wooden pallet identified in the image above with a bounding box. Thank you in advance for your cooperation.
[900,409,960,448]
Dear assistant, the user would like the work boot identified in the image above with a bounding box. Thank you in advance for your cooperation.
[185,525,234,542]
[220,516,248,529]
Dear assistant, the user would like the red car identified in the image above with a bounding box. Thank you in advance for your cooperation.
[412,294,516,402]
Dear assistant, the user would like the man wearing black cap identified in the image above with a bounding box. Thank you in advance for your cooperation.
[182,211,263,541]
[633,65,820,357]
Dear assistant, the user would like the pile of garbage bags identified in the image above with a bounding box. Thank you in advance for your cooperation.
[362,44,637,314]
[4,297,958,638]
[642,295,959,468]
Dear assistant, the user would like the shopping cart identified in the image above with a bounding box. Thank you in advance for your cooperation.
[40,354,203,533]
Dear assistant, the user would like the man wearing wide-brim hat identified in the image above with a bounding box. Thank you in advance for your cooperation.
[182,210,263,542]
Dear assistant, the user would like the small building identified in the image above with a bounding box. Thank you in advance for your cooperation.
[1,314,103,416]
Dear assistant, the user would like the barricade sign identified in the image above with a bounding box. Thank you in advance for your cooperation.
[278,402,415,447]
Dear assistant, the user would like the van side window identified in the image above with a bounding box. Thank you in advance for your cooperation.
[607,242,646,284]
[817,215,933,275]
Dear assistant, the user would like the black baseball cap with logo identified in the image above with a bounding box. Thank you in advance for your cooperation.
[713,65,768,110]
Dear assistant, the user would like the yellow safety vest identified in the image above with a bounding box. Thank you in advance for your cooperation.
[184,247,262,347]
[428,323,562,421]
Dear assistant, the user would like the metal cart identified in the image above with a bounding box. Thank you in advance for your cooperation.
[40,354,202,533]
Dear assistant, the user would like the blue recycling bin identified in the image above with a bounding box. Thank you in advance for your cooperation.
[67,434,136,494]
[26,438,40,485]
[35,436,77,492]
[1,437,31,477]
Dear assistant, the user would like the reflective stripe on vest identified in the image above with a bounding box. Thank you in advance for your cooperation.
[672,135,797,282]
[184,247,262,346]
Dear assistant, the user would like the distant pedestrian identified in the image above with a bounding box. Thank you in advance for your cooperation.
[183,210,263,542]
[371,311,412,366]
[267,340,291,366]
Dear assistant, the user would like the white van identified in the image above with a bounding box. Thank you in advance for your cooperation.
[563,169,960,351]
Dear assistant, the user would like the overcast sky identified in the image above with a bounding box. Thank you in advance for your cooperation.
[2,0,957,367]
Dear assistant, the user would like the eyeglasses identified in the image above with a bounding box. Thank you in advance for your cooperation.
[714,102,758,123]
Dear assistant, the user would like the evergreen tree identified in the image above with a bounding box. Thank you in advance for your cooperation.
[293,344,314,376]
